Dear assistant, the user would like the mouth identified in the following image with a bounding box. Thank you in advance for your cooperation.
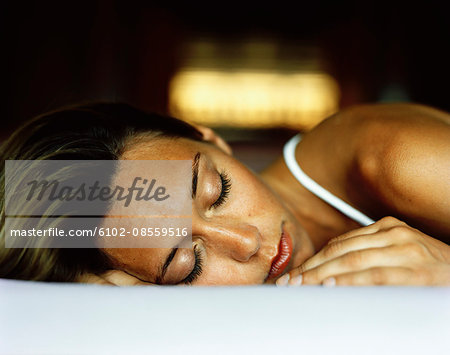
[267,222,293,280]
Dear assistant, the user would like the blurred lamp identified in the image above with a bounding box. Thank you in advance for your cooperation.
[169,40,340,130]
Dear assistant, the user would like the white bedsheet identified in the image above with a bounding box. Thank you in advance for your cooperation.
[0,279,449,355]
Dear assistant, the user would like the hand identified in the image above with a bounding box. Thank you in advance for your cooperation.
[78,270,156,286]
[276,216,450,286]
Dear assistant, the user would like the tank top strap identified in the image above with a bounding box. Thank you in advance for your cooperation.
[283,134,375,226]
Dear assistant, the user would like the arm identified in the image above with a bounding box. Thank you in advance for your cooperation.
[276,103,450,286]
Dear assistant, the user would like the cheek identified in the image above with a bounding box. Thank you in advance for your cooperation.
[233,167,282,215]
[198,255,266,285]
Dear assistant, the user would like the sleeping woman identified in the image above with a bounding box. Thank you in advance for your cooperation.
[1,102,449,286]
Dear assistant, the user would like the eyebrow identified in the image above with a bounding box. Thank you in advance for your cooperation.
[156,247,178,284]
[191,152,201,199]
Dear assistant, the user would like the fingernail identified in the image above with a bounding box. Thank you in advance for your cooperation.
[289,274,303,286]
[322,277,336,287]
[276,274,290,286]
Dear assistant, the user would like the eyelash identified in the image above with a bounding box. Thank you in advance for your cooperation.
[211,171,231,209]
[182,245,203,285]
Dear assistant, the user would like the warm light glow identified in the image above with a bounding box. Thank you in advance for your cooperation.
[169,69,340,129]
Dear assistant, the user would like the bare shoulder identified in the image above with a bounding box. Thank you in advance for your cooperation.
[298,103,450,241]
[346,103,450,240]
[344,102,450,125]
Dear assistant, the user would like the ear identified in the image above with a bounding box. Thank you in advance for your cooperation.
[192,124,233,155]
[78,270,155,286]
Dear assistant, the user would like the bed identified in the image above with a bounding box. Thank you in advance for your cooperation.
[1,279,449,354]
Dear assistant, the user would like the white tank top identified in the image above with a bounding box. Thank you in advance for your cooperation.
[283,134,375,226]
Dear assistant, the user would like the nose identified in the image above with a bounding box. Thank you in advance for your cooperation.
[194,218,262,262]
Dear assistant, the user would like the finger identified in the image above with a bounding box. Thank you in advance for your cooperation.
[297,217,408,275]
[278,228,390,285]
[300,232,393,272]
[77,273,116,285]
[322,266,418,286]
[101,269,156,286]
[292,245,410,285]
[327,216,405,245]
[276,217,410,286]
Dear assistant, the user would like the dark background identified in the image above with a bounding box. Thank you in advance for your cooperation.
[2,1,449,142]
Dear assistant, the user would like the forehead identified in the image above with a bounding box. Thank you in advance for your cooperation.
[122,136,202,160]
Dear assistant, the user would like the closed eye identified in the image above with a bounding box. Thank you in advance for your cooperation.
[210,171,231,209]
[181,244,203,284]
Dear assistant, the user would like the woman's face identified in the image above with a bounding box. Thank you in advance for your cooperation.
[101,135,315,285]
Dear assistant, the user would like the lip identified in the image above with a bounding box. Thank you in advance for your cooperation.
[267,222,293,279]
